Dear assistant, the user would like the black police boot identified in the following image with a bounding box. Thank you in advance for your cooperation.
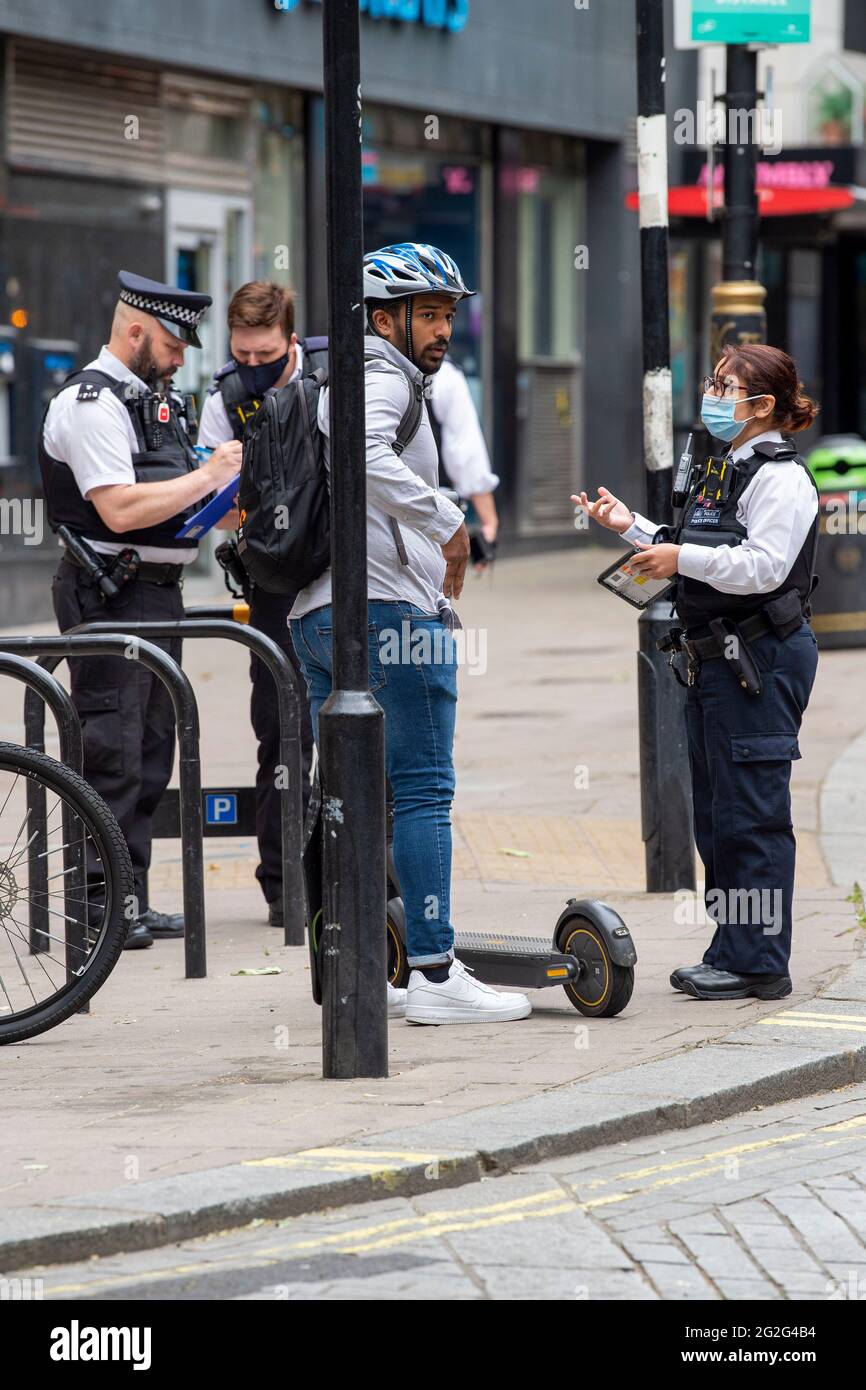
[267,900,283,930]
[670,963,716,993]
[123,920,154,950]
[136,909,184,940]
[679,968,792,1001]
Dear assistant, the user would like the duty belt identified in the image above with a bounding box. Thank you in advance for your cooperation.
[659,610,779,695]
[63,550,183,585]
[681,610,772,663]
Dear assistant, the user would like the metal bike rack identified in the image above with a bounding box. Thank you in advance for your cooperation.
[0,653,89,1001]
[2,634,208,980]
[61,616,306,948]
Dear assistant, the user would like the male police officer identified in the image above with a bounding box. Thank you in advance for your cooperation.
[198,281,317,929]
[40,271,242,948]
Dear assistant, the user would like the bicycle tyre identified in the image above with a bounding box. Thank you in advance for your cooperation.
[0,741,132,1044]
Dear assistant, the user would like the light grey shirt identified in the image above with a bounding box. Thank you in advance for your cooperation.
[290,338,465,619]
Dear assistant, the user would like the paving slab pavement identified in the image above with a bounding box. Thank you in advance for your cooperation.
[0,547,864,1266]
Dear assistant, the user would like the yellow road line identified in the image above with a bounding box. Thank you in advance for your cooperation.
[244,1146,445,1168]
[42,1115,866,1293]
[757,1018,866,1034]
[779,1011,866,1024]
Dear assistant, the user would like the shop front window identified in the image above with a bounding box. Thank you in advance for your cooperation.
[806,59,864,146]
[253,90,305,315]
[516,168,583,362]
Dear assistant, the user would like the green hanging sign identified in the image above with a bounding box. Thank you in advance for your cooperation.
[691,0,811,44]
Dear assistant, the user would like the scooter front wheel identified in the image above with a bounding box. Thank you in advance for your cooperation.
[557,915,634,1018]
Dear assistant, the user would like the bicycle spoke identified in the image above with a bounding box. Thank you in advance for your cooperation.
[0,768,21,825]
[0,749,129,1035]
[0,967,15,1015]
[3,911,91,958]
[1,921,39,1006]
[5,917,71,989]
[3,807,34,866]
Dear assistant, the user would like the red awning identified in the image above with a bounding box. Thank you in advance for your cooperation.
[625,186,856,217]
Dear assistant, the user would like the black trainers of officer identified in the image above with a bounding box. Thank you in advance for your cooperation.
[267,900,283,930]
[677,968,793,1001]
[135,909,184,939]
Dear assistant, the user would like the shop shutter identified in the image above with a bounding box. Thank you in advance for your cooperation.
[7,40,163,182]
[515,361,583,534]
[162,71,253,195]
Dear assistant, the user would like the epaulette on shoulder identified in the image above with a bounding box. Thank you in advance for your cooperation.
[752,439,797,460]
[76,381,103,403]
[208,360,237,394]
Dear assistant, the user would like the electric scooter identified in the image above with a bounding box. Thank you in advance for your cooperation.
[303,775,637,1018]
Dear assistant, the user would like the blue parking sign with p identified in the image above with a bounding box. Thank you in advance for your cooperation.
[206,793,238,825]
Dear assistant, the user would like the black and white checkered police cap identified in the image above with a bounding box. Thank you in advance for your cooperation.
[117,270,213,348]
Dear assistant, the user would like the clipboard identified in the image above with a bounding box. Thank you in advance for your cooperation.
[597,549,674,610]
[175,475,240,540]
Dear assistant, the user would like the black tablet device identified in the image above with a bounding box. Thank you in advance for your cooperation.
[597,550,675,609]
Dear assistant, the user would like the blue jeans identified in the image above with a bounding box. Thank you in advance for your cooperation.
[290,601,458,966]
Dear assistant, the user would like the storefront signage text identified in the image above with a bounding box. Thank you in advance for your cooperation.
[690,0,810,45]
[698,159,836,190]
[275,0,470,31]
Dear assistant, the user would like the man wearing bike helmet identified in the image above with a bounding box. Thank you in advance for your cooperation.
[289,243,531,1025]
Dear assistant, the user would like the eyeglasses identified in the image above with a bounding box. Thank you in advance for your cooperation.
[701,375,749,399]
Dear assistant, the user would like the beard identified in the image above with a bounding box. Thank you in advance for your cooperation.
[129,336,165,389]
[417,341,449,373]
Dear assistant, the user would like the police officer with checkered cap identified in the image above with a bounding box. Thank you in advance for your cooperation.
[40,271,243,949]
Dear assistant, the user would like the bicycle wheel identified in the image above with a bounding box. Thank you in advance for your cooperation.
[0,741,132,1044]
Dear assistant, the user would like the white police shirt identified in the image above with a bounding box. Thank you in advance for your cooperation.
[623,429,818,595]
[197,343,305,449]
[428,358,498,497]
[42,346,197,564]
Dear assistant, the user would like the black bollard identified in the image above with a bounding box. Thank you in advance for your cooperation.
[319,0,388,1079]
[634,0,696,892]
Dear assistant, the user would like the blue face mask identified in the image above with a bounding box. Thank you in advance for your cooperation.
[700,393,765,444]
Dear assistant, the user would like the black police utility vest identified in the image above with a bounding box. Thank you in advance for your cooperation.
[672,438,820,635]
[210,337,329,440]
[39,369,200,551]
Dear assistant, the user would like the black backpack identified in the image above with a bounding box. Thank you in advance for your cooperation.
[236,347,426,595]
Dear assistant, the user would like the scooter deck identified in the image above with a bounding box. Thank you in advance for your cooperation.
[455,932,564,956]
[454,932,579,990]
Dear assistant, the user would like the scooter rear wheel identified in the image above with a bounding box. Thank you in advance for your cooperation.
[557,916,633,1018]
[387,905,409,988]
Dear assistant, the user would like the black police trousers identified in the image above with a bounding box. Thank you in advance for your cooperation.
[52,557,183,913]
[248,586,314,905]
[685,621,819,977]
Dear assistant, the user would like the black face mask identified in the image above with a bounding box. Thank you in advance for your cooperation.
[233,353,289,397]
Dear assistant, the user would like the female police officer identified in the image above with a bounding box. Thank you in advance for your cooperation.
[577,344,820,1001]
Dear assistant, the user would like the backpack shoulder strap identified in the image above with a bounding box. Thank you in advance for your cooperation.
[363,354,426,456]
[363,354,428,568]
[393,380,426,457]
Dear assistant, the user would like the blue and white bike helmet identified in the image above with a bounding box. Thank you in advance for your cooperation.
[363,242,475,303]
[364,243,475,365]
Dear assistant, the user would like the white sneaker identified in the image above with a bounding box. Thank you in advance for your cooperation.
[387,982,408,1019]
[405,959,532,1025]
